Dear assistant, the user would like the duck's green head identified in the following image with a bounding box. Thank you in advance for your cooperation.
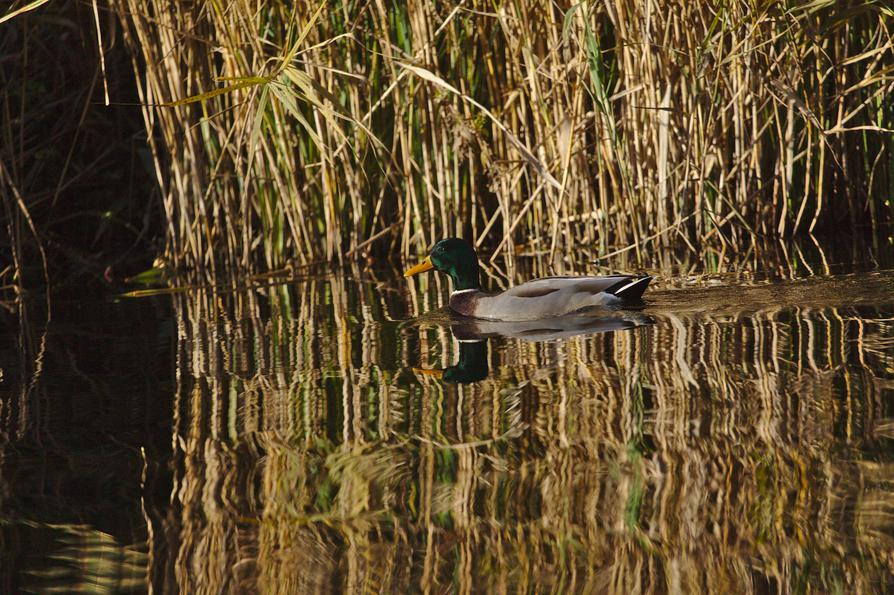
[403,237,480,291]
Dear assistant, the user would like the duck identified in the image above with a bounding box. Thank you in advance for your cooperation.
[404,238,652,322]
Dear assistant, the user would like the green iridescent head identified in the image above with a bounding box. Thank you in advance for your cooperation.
[404,238,480,291]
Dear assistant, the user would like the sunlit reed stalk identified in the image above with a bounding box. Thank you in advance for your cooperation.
[108,0,894,274]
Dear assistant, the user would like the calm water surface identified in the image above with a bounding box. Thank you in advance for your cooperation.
[2,242,894,593]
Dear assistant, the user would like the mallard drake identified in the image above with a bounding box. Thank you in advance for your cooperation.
[404,238,652,322]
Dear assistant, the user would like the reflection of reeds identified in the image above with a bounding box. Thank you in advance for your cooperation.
[10,522,148,594]
[157,267,894,593]
[109,1,894,270]
[0,300,48,442]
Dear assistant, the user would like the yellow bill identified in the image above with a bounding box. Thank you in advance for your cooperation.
[404,256,434,277]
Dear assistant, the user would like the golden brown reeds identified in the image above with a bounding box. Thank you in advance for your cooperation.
[149,249,894,593]
[110,0,894,273]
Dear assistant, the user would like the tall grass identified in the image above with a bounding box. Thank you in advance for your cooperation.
[111,0,894,273]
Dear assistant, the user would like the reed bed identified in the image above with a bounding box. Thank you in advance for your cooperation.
[108,0,894,273]
[145,257,894,593]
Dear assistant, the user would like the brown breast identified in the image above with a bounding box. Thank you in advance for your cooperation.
[448,291,481,317]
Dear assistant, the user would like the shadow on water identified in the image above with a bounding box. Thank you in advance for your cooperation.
[2,238,894,592]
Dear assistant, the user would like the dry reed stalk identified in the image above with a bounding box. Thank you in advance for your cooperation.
[107,0,893,274]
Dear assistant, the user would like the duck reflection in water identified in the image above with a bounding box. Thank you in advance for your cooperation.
[415,339,490,383]
[414,310,653,383]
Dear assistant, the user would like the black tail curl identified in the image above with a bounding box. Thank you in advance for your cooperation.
[607,276,653,300]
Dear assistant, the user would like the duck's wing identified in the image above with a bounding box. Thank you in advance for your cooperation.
[504,275,649,299]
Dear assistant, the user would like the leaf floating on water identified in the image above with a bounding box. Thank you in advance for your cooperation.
[123,266,167,287]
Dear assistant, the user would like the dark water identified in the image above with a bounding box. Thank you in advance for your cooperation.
[2,241,894,593]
